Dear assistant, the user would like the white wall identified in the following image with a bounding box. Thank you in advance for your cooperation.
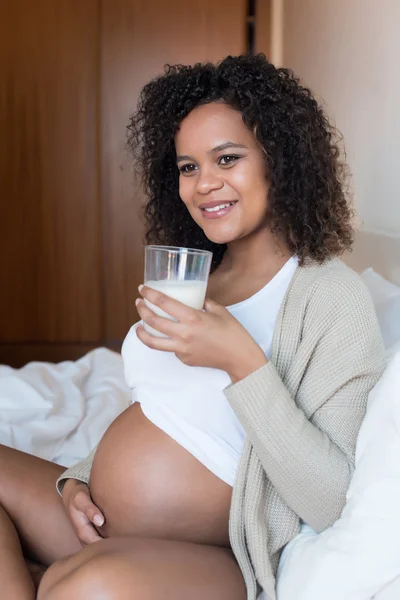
[281,0,400,236]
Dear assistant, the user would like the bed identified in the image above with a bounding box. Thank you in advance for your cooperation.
[0,347,131,468]
[277,231,400,600]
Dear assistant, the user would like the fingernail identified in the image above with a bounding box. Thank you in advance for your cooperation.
[135,298,140,306]
[138,284,143,293]
[93,515,104,527]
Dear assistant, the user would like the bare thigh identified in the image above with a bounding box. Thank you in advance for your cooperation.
[0,444,81,565]
[39,537,247,600]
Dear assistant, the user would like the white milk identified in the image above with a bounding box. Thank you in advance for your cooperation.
[143,279,207,337]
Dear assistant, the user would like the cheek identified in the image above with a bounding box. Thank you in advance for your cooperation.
[178,177,192,206]
[179,178,201,221]
[236,168,269,222]
[232,165,268,204]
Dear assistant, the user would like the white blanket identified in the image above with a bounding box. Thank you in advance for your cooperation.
[0,348,131,466]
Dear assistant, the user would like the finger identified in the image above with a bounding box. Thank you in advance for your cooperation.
[74,489,105,527]
[76,521,103,545]
[72,507,103,545]
[135,299,180,337]
[136,323,180,352]
[139,284,198,321]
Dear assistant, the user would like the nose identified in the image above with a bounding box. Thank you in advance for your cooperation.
[195,166,224,195]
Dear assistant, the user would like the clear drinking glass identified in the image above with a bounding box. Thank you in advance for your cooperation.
[143,245,213,337]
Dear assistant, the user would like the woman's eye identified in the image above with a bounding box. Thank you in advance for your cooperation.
[218,155,240,166]
[179,163,197,174]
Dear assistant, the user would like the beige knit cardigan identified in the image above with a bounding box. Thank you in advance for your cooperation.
[57,258,385,599]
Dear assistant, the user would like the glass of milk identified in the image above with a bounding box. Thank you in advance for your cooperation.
[143,245,213,337]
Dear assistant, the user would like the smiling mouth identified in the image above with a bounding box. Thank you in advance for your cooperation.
[199,201,237,219]
[202,202,236,213]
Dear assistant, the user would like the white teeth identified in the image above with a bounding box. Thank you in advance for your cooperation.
[204,203,234,212]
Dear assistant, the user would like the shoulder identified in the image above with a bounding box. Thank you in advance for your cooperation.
[273,258,385,400]
[284,258,384,358]
[283,258,385,379]
[291,257,375,317]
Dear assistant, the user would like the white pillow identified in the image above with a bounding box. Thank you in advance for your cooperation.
[276,350,400,600]
[360,268,400,350]
[386,339,400,361]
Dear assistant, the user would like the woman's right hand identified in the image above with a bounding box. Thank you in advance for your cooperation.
[62,478,105,545]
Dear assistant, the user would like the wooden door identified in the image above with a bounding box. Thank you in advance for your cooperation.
[0,0,248,365]
[0,0,101,364]
[100,0,247,344]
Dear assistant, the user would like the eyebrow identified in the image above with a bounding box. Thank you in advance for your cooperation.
[176,141,248,163]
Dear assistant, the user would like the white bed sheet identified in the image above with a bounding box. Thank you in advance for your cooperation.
[0,347,131,467]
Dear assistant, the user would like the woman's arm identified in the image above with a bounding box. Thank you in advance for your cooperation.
[56,446,97,495]
[224,276,385,532]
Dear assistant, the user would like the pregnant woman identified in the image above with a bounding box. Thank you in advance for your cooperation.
[0,54,384,600]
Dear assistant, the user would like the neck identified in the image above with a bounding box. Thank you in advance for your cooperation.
[221,227,291,279]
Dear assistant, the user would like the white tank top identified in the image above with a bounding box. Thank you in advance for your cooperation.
[121,257,298,486]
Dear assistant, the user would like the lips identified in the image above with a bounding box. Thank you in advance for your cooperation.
[199,200,237,220]
[198,200,237,210]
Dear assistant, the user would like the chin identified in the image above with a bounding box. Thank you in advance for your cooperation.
[202,220,242,244]
[203,229,239,245]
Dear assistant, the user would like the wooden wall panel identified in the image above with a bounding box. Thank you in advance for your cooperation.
[255,0,272,58]
[0,1,101,346]
[101,0,247,343]
[0,0,248,365]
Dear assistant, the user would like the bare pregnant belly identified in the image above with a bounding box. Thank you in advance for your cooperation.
[89,403,232,547]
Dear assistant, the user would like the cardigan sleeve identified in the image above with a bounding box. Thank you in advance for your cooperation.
[56,446,97,496]
[224,274,385,532]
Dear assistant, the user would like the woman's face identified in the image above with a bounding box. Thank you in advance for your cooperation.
[175,102,270,245]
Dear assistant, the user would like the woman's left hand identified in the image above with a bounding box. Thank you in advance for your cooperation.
[135,285,267,383]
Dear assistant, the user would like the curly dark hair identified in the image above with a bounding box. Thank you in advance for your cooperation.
[127,53,354,269]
